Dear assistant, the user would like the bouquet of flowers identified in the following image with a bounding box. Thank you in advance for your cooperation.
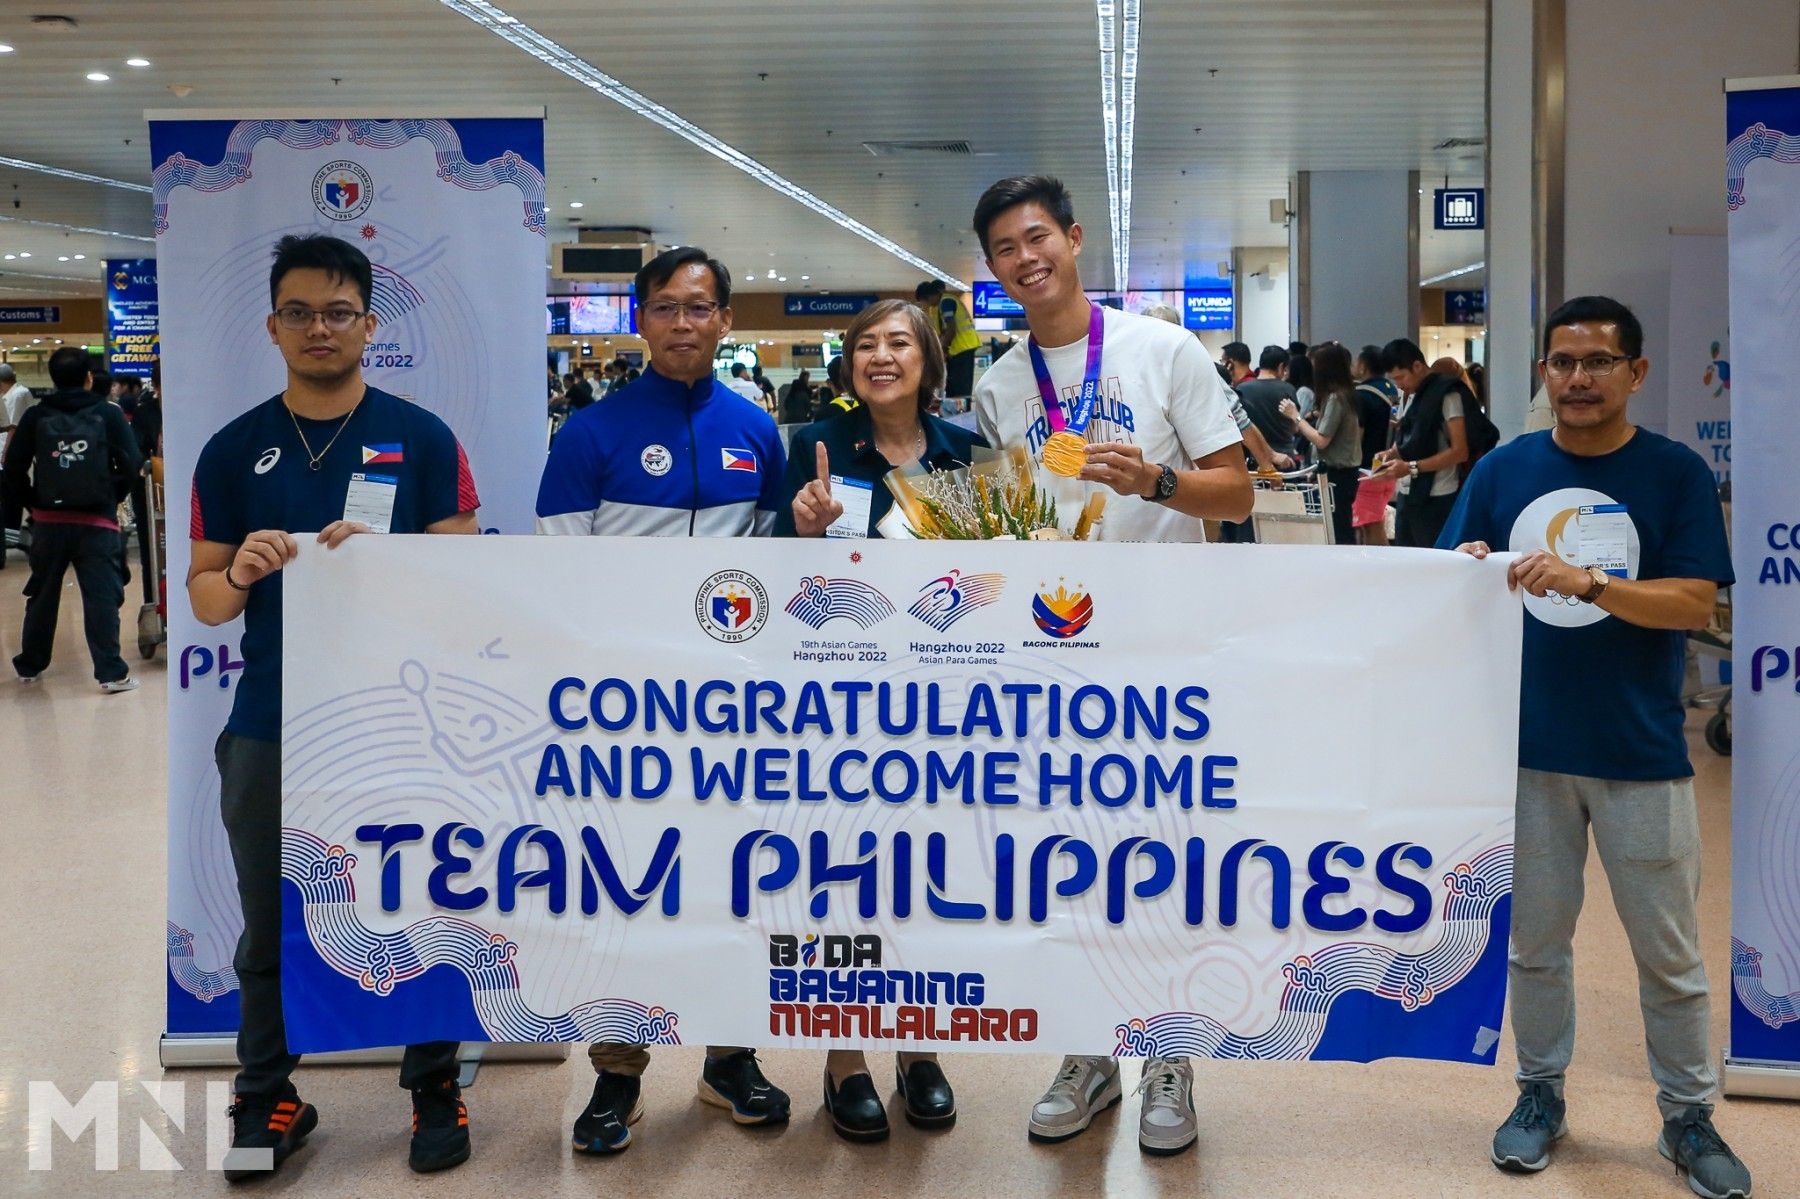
[880,446,1104,541]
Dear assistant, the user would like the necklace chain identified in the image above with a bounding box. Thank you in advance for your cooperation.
[284,390,364,471]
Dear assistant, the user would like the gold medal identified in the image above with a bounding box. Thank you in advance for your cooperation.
[1041,429,1088,477]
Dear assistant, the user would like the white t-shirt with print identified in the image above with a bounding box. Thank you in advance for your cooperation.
[974,306,1242,543]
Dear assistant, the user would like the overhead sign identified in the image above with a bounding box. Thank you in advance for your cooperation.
[0,305,61,325]
[105,258,160,378]
[279,536,1520,1063]
[971,281,1026,318]
[1435,188,1485,231]
[783,293,878,318]
[1184,287,1235,331]
[1443,289,1486,326]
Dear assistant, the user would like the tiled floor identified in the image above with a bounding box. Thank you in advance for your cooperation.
[1,550,1793,1197]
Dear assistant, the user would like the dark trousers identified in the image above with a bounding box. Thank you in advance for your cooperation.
[216,731,460,1098]
[946,349,976,398]
[1324,467,1361,546]
[1394,489,1459,549]
[13,522,128,683]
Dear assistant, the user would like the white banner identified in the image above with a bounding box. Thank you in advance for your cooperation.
[281,538,1520,1064]
[151,113,547,1039]
[1724,83,1800,1080]
[1667,233,1731,489]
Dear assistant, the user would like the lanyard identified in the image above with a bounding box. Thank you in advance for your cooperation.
[1027,303,1105,436]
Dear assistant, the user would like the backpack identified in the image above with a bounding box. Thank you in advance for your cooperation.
[33,403,115,511]
[1457,387,1500,478]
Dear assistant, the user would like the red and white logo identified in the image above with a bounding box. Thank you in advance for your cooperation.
[720,447,758,473]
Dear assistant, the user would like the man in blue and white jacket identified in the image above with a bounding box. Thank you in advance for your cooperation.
[535,246,790,1155]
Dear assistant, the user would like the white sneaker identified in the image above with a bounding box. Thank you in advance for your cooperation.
[1027,1055,1121,1143]
[99,676,140,694]
[18,674,39,685]
[1136,1056,1197,1155]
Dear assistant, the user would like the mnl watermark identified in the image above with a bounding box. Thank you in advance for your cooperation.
[27,1081,267,1174]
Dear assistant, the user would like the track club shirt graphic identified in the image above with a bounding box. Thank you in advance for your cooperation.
[1439,428,1733,780]
[973,306,1241,543]
[535,365,786,537]
[190,387,480,741]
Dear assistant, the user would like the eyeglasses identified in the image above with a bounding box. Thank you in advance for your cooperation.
[1541,353,1635,379]
[640,300,721,323]
[274,305,367,332]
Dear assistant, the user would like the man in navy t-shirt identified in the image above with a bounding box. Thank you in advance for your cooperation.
[187,235,480,1182]
[1441,296,1750,1199]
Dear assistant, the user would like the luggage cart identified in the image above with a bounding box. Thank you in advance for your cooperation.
[1249,464,1336,545]
[136,457,167,660]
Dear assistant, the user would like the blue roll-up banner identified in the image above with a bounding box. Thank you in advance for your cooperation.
[150,111,548,1055]
[1724,81,1800,1098]
[104,257,159,379]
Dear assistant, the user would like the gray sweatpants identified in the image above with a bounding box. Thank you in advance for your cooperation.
[1510,768,1716,1118]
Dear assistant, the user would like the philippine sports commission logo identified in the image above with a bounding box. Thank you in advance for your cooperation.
[313,160,374,221]
[1507,487,1640,629]
[1032,580,1094,639]
[696,569,769,643]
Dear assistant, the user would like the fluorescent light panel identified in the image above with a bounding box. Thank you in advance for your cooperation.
[0,214,153,242]
[1421,261,1485,286]
[1118,0,1139,290]
[438,0,966,289]
[0,154,152,194]
[1095,0,1121,290]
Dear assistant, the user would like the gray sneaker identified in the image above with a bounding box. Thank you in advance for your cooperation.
[1659,1106,1752,1199]
[1136,1056,1197,1156]
[1027,1055,1121,1143]
[1491,1082,1566,1172]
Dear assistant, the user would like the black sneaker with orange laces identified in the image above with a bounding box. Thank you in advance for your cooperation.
[409,1077,472,1173]
[223,1087,317,1182]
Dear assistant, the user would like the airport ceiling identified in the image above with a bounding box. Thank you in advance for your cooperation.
[0,0,1487,304]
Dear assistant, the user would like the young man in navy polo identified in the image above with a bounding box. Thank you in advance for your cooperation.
[1444,296,1750,1199]
[536,246,791,1154]
[188,234,481,1181]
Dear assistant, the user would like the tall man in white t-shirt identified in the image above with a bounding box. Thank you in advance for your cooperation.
[969,175,1250,1157]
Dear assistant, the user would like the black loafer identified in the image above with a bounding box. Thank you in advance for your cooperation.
[823,1071,889,1143]
[895,1060,956,1129]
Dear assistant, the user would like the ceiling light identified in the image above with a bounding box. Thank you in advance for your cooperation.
[777,276,787,282]
[126,57,151,67]
[72,253,85,259]
[57,255,68,261]
[0,44,13,54]
[437,0,966,290]
[2,254,14,260]
[86,72,110,82]
[0,214,153,242]
[1420,261,1485,286]
[568,200,583,208]
[16,252,28,258]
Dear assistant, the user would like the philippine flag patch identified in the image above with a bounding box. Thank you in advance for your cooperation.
[362,443,404,466]
[721,447,758,473]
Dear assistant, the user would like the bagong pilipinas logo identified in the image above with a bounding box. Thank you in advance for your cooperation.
[1031,580,1093,639]
[313,160,374,221]
[909,569,1007,632]
[695,569,769,643]
[784,575,895,630]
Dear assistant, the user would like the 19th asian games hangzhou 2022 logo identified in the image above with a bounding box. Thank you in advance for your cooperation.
[313,160,374,221]
[695,569,770,643]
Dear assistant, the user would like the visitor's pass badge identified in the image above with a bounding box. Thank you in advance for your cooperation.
[343,472,398,534]
[1575,503,1630,576]
[825,476,874,538]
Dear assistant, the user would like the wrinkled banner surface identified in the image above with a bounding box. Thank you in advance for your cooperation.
[281,537,1518,1063]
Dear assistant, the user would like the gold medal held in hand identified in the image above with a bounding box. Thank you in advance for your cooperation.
[1040,429,1088,477]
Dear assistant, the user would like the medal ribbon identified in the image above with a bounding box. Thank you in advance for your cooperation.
[1027,302,1105,436]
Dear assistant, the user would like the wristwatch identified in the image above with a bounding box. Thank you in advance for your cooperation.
[1407,460,1420,480]
[1578,566,1612,604]
[1143,463,1179,503]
